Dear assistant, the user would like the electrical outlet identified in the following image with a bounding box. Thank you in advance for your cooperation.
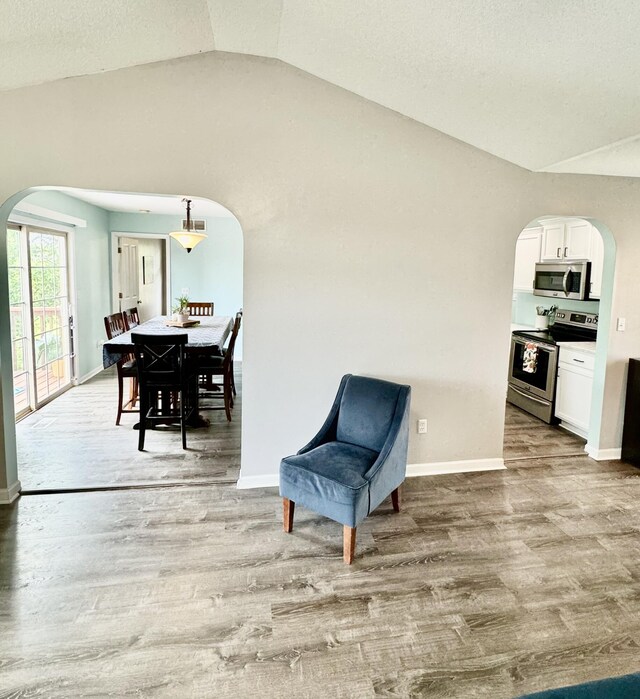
[617,317,626,332]
[417,419,427,434]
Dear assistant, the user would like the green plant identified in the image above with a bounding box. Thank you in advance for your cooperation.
[172,294,189,314]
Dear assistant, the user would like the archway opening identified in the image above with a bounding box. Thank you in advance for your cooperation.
[0,186,244,496]
[504,215,616,463]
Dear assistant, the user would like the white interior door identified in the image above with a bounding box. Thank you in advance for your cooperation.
[137,238,166,321]
[118,237,140,313]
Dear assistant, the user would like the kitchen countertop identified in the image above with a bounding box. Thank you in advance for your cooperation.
[510,323,536,333]
[556,341,597,354]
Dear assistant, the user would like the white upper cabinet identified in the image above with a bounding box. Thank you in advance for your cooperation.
[532,218,604,299]
[564,219,592,259]
[513,227,542,291]
[541,223,565,261]
[541,219,591,261]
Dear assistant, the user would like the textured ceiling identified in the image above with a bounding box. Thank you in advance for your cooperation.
[2,0,640,177]
[61,189,234,217]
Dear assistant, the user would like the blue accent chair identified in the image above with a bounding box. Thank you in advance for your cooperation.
[279,374,411,563]
[517,672,640,698]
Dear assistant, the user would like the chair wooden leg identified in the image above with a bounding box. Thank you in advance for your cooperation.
[180,389,187,450]
[223,373,232,421]
[283,498,295,533]
[138,399,146,451]
[116,372,124,425]
[343,526,356,564]
[391,486,401,512]
[128,376,138,408]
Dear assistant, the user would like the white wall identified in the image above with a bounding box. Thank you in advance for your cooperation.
[1,52,640,495]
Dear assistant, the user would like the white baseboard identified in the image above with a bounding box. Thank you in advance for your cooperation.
[558,420,588,440]
[585,445,622,461]
[236,473,280,489]
[76,365,104,385]
[236,458,506,489]
[407,458,506,477]
[0,480,21,505]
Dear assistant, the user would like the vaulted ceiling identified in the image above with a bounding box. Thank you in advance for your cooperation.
[3,1,640,177]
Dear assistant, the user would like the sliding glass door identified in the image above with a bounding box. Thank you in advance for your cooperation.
[7,224,74,418]
[30,229,72,404]
[7,226,31,418]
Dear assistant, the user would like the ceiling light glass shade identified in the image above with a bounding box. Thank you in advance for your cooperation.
[170,198,207,252]
[169,230,207,253]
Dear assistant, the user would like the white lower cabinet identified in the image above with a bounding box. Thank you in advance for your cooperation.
[554,347,594,437]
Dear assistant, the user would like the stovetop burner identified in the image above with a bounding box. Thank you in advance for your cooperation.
[512,309,598,346]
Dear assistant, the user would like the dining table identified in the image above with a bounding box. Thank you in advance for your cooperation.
[102,314,233,428]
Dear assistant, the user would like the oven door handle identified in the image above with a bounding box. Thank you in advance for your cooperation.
[509,384,551,406]
[562,268,571,296]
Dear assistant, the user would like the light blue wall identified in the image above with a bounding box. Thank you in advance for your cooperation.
[512,290,599,326]
[12,191,111,379]
[108,212,243,357]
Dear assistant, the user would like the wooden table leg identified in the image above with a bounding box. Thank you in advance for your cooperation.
[343,525,356,564]
[283,498,295,533]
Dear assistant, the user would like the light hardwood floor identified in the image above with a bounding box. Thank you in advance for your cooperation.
[2,375,640,697]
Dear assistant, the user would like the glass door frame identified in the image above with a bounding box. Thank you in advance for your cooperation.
[7,222,76,419]
[26,225,75,410]
[7,224,33,420]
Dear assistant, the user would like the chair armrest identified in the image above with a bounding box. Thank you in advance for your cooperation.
[364,386,411,483]
[297,374,351,454]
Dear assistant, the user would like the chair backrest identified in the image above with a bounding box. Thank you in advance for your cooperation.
[188,302,214,316]
[131,333,188,389]
[123,307,140,330]
[104,312,126,340]
[336,375,410,453]
[223,312,242,370]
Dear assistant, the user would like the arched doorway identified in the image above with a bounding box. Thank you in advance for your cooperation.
[504,215,616,462]
[0,186,244,496]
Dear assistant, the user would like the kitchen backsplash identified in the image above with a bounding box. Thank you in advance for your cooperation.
[512,291,599,327]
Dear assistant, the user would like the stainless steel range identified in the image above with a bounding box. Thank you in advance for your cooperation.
[507,310,598,423]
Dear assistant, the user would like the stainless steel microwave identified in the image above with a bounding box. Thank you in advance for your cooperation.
[533,261,591,300]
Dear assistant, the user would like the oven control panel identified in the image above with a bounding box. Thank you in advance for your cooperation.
[555,310,598,328]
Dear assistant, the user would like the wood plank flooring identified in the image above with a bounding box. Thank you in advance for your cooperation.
[503,403,587,461]
[3,374,640,697]
[16,370,583,491]
[2,456,640,697]
[16,368,241,491]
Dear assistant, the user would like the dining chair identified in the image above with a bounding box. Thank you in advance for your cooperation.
[122,306,140,330]
[230,308,242,397]
[198,311,242,421]
[187,302,214,316]
[131,333,194,450]
[104,313,138,425]
[279,374,411,564]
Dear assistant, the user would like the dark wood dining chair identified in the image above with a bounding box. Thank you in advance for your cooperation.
[187,302,214,316]
[131,333,194,450]
[230,308,242,397]
[198,311,242,421]
[122,306,140,330]
[104,313,138,425]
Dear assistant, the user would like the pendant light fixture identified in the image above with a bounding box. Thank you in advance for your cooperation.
[169,198,207,253]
